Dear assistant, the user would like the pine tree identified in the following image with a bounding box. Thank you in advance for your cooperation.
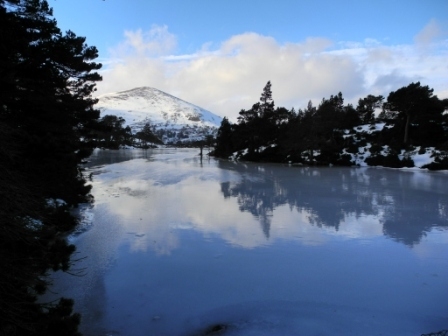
[213,117,234,157]
[356,95,384,124]
[1,0,102,203]
[385,82,445,145]
[259,80,275,117]
[0,0,102,334]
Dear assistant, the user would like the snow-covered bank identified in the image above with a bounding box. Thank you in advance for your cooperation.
[229,122,448,171]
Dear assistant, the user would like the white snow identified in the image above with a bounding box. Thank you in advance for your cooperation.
[344,122,388,139]
[354,122,387,134]
[339,123,444,168]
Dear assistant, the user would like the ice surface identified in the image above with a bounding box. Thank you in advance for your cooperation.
[43,149,448,336]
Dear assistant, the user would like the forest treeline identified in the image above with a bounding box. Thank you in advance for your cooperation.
[0,0,103,334]
[93,117,163,148]
[212,81,448,169]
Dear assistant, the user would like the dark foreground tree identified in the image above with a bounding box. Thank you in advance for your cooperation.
[0,0,101,334]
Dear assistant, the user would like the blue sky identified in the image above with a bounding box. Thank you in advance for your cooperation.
[50,0,448,120]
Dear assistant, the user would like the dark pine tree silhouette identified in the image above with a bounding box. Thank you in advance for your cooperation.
[356,94,384,124]
[1,0,102,334]
[384,82,445,145]
[213,117,234,157]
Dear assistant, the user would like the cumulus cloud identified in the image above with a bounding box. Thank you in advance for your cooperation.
[96,23,448,121]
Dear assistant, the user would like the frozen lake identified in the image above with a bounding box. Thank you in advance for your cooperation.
[45,148,448,335]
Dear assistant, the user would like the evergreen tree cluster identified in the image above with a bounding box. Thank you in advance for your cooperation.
[93,115,133,148]
[0,0,102,334]
[134,122,164,148]
[90,117,163,149]
[213,81,448,169]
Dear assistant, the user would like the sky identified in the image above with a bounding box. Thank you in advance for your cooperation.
[50,0,448,121]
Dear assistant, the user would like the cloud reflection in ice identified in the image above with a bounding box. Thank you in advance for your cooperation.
[86,149,448,255]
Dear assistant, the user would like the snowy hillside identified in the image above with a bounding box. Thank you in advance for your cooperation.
[96,87,223,144]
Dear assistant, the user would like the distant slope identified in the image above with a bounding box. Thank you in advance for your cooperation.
[96,87,223,143]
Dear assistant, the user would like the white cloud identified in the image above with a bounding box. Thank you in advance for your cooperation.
[110,25,177,58]
[96,23,448,121]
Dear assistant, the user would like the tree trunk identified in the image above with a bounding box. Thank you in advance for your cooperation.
[404,111,410,144]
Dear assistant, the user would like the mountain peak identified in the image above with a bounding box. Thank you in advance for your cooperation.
[101,86,175,100]
[96,87,223,144]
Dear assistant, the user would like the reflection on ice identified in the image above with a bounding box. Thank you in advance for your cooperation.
[217,161,448,247]
[79,148,448,252]
[45,149,448,336]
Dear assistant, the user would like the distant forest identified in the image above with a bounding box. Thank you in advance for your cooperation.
[212,81,448,170]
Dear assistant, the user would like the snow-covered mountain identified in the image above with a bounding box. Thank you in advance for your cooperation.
[96,87,223,144]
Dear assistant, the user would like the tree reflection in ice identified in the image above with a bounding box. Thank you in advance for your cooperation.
[217,160,448,246]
